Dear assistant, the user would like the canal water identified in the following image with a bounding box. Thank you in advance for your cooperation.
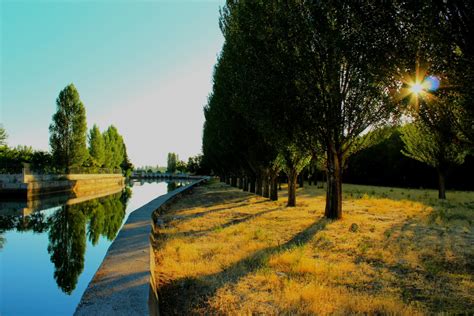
[0,180,188,316]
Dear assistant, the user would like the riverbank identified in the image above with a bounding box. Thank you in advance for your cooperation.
[152,180,474,314]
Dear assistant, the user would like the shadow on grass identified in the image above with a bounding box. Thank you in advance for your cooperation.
[357,213,474,313]
[158,217,330,315]
[161,207,283,239]
[168,199,269,223]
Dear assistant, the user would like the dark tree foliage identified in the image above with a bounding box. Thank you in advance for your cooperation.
[207,1,403,216]
[202,40,279,200]
[187,155,208,175]
[0,145,53,173]
[120,143,134,177]
[344,127,474,190]
[203,1,472,217]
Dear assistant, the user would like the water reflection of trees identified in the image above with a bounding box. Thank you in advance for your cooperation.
[47,189,131,294]
[0,188,131,294]
[47,203,86,294]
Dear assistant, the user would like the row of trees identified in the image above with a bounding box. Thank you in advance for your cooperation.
[49,84,133,175]
[0,84,134,175]
[88,124,133,176]
[202,1,473,219]
[164,153,206,174]
[134,154,206,175]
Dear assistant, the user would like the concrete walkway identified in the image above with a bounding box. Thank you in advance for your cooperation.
[74,179,207,316]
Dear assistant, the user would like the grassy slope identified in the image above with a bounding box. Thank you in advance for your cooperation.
[153,180,474,315]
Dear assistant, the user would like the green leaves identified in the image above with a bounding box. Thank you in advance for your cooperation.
[49,84,88,171]
[88,124,105,167]
[102,125,125,170]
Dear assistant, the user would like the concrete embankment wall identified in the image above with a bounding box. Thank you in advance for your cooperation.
[0,173,124,198]
[74,177,209,316]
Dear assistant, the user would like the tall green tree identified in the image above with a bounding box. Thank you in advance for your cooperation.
[103,125,124,170]
[166,152,178,173]
[88,124,105,167]
[49,84,88,172]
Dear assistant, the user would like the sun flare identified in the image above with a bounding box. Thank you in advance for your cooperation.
[410,82,424,95]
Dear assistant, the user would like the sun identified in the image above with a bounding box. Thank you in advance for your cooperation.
[410,82,424,95]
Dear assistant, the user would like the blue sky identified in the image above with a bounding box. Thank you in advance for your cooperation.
[1,0,225,166]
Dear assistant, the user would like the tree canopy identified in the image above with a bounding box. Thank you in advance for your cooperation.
[49,84,88,172]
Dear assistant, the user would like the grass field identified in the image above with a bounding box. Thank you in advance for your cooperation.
[152,180,474,315]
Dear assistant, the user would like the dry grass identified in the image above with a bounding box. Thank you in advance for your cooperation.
[153,180,474,315]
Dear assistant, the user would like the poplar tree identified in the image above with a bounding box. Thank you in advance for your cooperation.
[88,124,105,167]
[167,153,177,173]
[103,125,124,170]
[49,84,88,172]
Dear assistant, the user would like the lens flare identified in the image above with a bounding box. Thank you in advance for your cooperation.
[410,82,424,94]
[424,75,440,91]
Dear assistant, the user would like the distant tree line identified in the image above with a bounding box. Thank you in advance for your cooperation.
[0,84,134,176]
[135,153,207,175]
[202,1,474,219]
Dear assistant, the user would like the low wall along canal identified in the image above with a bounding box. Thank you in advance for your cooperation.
[0,173,125,198]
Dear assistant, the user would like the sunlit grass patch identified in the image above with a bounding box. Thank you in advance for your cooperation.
[153,180,474,314]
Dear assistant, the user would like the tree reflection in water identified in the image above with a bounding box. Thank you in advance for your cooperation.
[0,188,131,294]
[47,203,86,294]
[46,189,131,294]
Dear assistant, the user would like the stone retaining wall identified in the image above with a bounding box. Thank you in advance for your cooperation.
[0,173,124,198]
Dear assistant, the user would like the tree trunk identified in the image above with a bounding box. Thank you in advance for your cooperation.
[263,176,270,198]
[250,177,256,193]
[225,175,230,185]
[287,168,297,207]
[324,149,342,219]
[256,175,263,196]
[231,176,237,187]
[437,168,447,199]
[238,177,243,189]
[270,176,278,201]
[243,177,249,192]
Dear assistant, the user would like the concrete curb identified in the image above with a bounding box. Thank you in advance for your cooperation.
[74,177,209,316]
